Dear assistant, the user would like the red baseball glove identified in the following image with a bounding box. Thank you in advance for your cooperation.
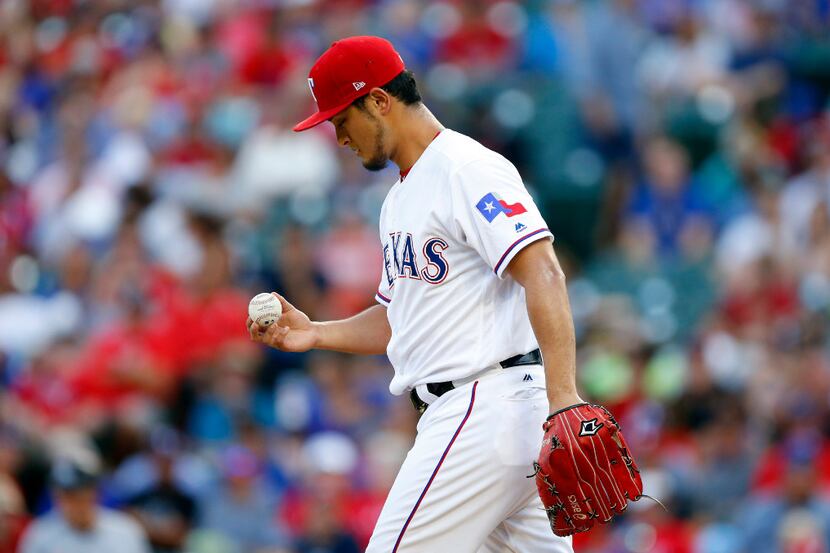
[532,403,643,537]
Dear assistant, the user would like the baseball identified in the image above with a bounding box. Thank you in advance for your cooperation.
[248,293,282,328]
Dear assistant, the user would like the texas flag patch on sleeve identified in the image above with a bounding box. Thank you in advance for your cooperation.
[475,192,527,223]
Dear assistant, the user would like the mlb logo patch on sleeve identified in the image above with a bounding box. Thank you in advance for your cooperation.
[475,192,527,223]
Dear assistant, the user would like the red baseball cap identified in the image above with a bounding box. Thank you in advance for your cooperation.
[293,36,406,132]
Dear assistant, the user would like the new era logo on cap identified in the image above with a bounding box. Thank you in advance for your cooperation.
[353,81,366,91]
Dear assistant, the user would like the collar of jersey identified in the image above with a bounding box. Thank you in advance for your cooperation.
[399,129,446,182]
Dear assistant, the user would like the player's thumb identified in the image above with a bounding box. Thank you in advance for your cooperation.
[271,292,294,314]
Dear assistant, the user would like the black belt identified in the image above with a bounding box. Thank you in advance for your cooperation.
[409,349,542,414]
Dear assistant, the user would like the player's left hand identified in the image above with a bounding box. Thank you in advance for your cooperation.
[532,402,643,537]
[246,293,320,353]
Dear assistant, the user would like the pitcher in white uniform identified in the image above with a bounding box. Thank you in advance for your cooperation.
[248,36,579,553]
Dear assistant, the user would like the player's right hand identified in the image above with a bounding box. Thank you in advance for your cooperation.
[246,293,319,353]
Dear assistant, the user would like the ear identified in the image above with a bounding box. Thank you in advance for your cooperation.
[367,88,393,116]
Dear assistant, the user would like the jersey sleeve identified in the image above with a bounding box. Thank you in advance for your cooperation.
[449,156,553,278]
[375,233,393,307]
[376,275,392,306]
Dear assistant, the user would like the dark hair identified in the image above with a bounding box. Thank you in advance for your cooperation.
[352,70,421,110]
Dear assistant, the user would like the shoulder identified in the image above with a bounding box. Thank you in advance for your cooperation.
[99,509,144,537]
[24,513,64,533]
[19,514,63,549]
[434,130,516,176]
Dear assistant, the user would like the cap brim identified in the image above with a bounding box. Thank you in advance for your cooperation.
[52,474,98,490]
[293,100,353,132]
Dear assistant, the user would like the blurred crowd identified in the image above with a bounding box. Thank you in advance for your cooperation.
[0,0,829,551]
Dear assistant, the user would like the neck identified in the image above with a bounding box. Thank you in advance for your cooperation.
[390,105,444,172]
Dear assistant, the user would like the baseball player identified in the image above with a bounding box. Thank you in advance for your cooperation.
[249,36,641,552]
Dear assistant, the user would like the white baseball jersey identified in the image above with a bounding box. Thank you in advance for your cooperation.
[375,129,553,395]
[367,129,572,552]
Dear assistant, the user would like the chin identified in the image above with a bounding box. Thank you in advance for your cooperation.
[363,157,389,172]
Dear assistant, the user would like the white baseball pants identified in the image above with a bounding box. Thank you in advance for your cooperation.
[366,364,574,552]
